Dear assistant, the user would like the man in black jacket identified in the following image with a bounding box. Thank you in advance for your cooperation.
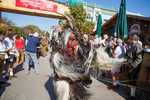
[127,34,143,99]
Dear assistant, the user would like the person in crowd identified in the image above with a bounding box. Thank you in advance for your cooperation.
[127,34,143,99]
[12,34,17,41]
[124,43,128,50]
[143,45,150,52]
[105,39,109,47]
[108,38,126,90]
[101,34,108,47]
[112,37,117,48]
[99,36,102,44]
[4,29,18,79]
[25,32,40,75]
[51,38,58,51]
[108,37,113,49]
[94,34,100,47]
[20,36,25,42]
[89,36,94,45]
[40,36,49,57]
[15,35,24,63]
[138,35,142,47]
[0,31,9,86]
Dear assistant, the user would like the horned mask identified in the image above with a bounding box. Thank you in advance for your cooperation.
[82,34,89,45]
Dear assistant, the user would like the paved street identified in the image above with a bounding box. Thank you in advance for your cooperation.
[0,53,128,100]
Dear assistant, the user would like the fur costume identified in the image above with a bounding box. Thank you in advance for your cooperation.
[40,37,49,57]
[50,15,126,100]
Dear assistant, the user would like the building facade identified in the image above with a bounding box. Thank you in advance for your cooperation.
[68,0,143,31]
[83,2,117,26]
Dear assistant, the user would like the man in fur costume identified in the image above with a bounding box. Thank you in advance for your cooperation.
[50,14,93,100]
[40,37,49,57]
[50,14,126,100]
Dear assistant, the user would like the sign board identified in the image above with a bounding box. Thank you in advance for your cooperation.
[16,0,57,13]
[129,24,141,35]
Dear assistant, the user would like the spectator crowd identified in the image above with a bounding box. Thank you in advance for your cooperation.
[0,29,150,99]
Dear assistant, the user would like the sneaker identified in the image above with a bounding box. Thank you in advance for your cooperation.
[108,85,118,90]
[35,72,40,75]
[26,72,30,75]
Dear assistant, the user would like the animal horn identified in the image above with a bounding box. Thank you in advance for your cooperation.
[78,22,82,33]
[62,14,73,29]
[70,16,77,32]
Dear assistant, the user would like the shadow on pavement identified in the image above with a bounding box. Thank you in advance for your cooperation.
[0,82,11,97]
[13,63,24,75]
[97,79,128,100]
[45,75,56,100]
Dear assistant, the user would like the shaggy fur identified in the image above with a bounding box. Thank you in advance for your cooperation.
[50,52,82,82]
[54,80,70,100]
[50,26,92,100]
[50,15,126,100]
[85,46,126,70]
[70,82,91,100]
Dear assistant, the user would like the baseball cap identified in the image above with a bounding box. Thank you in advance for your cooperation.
[117,39,123,43]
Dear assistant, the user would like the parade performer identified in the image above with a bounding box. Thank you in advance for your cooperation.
[40,36,49,57]
[50,14,126,100]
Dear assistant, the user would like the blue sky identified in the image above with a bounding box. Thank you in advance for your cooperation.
[2,0,150,32]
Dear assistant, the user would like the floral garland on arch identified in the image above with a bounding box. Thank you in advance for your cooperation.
[0,22,9,33]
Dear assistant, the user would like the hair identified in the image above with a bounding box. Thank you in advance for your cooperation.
[119,36,123,40]
[16,35,20,39]
[131,34,138,41]
[0,30,4,36]
[5,29,14,38]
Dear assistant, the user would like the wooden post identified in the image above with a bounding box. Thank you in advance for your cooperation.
[0,11,1,21]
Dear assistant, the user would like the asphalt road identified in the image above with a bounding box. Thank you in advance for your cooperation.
[0,53,128,100]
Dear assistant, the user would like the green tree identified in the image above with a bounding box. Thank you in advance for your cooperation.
[64,4,95,34]
[0,17,15,26]
[41,31,50,38]
[23,25,42,38]
[0,17,15,33]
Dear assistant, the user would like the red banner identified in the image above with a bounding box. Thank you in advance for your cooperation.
[16,0,57,13]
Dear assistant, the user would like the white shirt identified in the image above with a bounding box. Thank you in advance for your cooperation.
[4,37,13,49]
[0,41,6,54]
[114,45,126,59]
[4,37,16,55]
[101,39,106,46]
[94,38,100,45]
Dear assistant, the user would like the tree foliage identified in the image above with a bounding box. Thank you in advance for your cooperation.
[0,17,15,26]
[1,17,50,38]
[0,17,15,33]
[64,4,95,34]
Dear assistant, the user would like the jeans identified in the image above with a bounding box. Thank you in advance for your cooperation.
[25,51,39,73]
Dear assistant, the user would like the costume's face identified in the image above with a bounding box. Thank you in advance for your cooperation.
[66,34,78,56]
[82,34,89,45]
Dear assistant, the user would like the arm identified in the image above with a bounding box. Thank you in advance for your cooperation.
[112,53,117,57]
[112,46,119,58]
[130,46,143,68]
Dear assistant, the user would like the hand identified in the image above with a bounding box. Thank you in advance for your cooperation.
[10,50,16,53]
[5,49,9,52]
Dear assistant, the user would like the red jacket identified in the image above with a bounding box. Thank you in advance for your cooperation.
[15,39,24,50]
